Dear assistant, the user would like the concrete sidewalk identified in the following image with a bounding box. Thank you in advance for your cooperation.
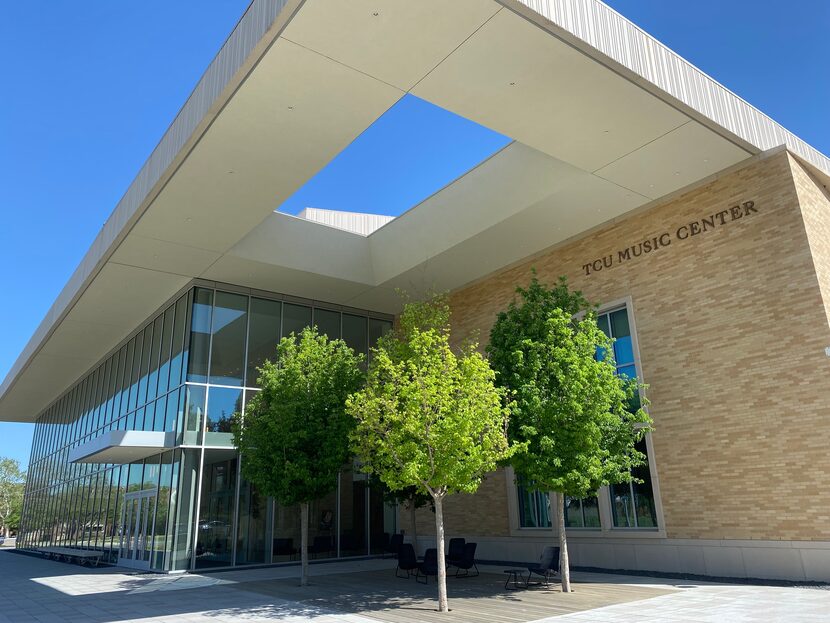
[0,550,826,622]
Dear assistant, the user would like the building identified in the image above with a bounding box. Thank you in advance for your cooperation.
[3,0,829,581]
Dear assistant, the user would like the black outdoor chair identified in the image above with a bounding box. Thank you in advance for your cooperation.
[308,535,334,559]
[416,548,439,584]
[526,546,560,586]
[384,533,404,559]
[272,537,297,559]
[445,537,465,568]
[395,543,418,579]
[454,542,479,578]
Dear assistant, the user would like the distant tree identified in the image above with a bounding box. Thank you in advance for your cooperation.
[232,327,363,586]
[348,294,514,612]
[488,275,652,592]
[0,458,25,538]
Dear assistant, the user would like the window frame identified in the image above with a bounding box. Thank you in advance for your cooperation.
[506,295,666,538]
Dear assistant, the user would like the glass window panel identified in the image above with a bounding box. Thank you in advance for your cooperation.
[142,403,156,432]
[128,335,142,412]
[313,308,340,340]
[152,452,176,570]
[153,396,167,432]
[209,291,248,387]
[147,316,164,401]
[195,451,237,568]
[632,439,657,528]
[369,318,393,348]
[564,496,583,528]
[613,336,634,366]
[157,305,175,396]
[582,496,601,528]
[169,295,188,387]
[137,325,154,407]
[114,345,128,419]
[338,468,365,557]
[163,389,180,433]
[236,478,270,565]
[182,385,206,445]
[205,387,242,447]
[618,364,637,380]
[610,308,630,338]
[282,303,311,339]
[342,314,367,356]
[246,298,282,387]
[610,482,635,527]
[168,449,196,569]
[595,313,610,337]
[187,288,214,383]
[516,478,551,528]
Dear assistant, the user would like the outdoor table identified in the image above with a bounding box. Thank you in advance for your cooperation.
[503,568,527,590]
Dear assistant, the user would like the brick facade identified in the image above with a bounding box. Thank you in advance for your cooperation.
[408,150,830,543]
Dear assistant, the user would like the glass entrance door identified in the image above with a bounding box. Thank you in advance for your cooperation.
[119,489,157,570]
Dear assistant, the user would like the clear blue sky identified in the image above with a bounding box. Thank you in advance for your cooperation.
[1,1,828,470]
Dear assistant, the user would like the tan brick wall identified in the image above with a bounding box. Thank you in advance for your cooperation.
[409,469,512,540]
[790,156,830,331]
[408,151,830,542]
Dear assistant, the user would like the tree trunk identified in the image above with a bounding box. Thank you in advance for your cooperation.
[409,499,418,556]
[300,501,309,587]
[433,496,449,612]
[557,493,571,593]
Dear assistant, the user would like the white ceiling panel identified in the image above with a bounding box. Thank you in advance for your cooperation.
[229,212,375,284]
[132,37,403,252]
[412,8,688,172]
[281,0,501,90]
[594,121,751,199]
[201,255,375,306]
[110,235,222,277]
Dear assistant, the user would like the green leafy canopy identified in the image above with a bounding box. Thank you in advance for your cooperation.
[232,327,364,506]
[348,293,514,500]
[487,275,652,498]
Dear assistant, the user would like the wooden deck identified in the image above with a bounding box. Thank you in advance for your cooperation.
[236,566,676,622]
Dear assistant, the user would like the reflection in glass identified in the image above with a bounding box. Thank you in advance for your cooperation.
[517,478,551,528]
[195,451,237,569]
[187,289,213,383]
[339,469,367,557]
[18,285,396,570]
[342,314,367,355]
[236,478,270,565]
[314,308,341,340]
[205,387,242,447]
[209,291,248,387]
[246,298,281,386]
[282,303,311,339]
[183,385,206,445]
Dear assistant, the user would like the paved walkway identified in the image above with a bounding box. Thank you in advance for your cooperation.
[0,550,827,622]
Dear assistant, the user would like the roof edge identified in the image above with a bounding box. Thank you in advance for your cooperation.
[0,0,305,407]
[500,0,830,177]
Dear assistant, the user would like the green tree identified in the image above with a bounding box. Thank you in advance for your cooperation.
[488,275,652,592]
[232,327,363,586]
[0,458,26,538]
[348,294,513,612]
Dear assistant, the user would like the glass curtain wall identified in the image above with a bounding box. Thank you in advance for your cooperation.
[18,283,395,571]
[187,287,395,569]
[18,290,192,568]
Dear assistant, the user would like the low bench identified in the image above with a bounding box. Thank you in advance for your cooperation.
[39,547,105,567]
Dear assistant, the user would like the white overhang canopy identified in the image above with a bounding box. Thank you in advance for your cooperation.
[2,0,829,423]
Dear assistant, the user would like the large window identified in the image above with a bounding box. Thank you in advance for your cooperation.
[564,496,601,528]
[516,478,551,528]
[596,306,658,529]
[18,284,395,571]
